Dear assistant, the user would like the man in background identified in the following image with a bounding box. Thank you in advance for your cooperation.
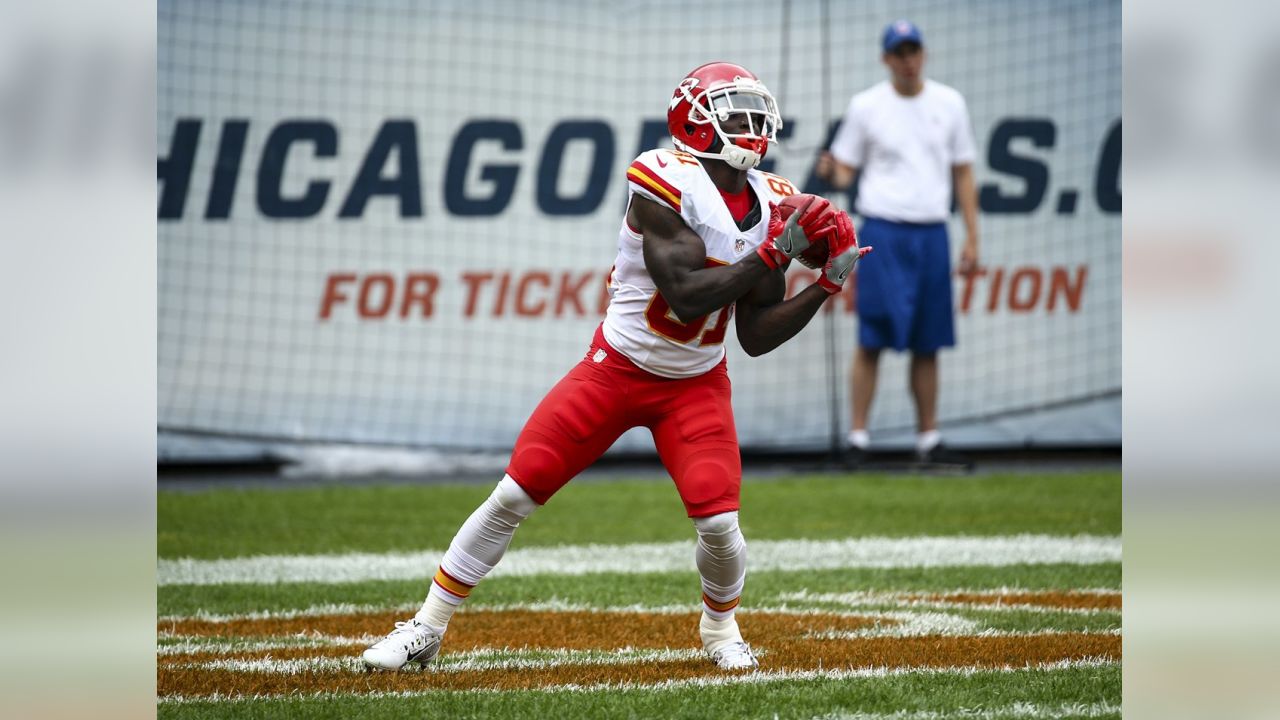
[817,19,980,468]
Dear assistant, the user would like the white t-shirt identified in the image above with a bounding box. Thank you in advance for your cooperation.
[829,79,976,223]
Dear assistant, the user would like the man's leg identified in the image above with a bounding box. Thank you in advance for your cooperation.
[910,352,939,434]
[910,351,944,457]
[849,345,881,447]
[364,340,634,670]
[361,475,539,671]
[692,511,754,668]
[848,217,909,453]
[412,475,539,634]
[649,365,756,669]
[417,357,634,636]
[908,223,968,466]
[909,351,969,466]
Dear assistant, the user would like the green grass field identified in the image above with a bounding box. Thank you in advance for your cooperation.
[157,470,1121,719]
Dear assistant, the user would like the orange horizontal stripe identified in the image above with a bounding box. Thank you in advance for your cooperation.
[702,593,740,612]
[434,568,473,598]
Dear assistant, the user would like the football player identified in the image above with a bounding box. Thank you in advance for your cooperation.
[363,61,870,672]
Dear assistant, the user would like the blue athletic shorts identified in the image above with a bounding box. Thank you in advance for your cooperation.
[855,217,955,353]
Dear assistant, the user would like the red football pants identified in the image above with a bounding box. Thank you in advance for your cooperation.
[506,326,741,518]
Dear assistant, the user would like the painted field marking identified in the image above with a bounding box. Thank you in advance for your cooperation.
[156,604,1122,697]
[159,593,1120,626]
[160,620,1123,664]
[158,535,1121,586]
[782,588,1121,616]
[157,634,381,656]
[170,647,712,675]
[159,624,1119,660]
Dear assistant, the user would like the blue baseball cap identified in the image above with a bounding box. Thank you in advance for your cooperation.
[882,19,923,52]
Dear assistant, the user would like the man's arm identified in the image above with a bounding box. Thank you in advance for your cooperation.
[951,163,979,275]
[734,271,831,357]
[816,152,858,191]
[630,194,773,323]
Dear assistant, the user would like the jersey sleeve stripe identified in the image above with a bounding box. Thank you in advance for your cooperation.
[627,162,682,212]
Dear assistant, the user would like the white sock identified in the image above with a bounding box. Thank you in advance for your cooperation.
[916,430,942,453]
[847,429,870,449]
[415,593,455,635]
[413,475,538,635]
[700,612,744,653]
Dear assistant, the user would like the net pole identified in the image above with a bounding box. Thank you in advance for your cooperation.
[820,0,841,463]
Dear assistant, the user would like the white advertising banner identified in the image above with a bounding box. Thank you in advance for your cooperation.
[158,0,1120,454]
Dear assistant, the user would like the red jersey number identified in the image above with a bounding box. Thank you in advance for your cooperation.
[763,173,797,197]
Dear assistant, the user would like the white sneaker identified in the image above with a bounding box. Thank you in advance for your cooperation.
[362,619,442,671]
[708,640,759,670]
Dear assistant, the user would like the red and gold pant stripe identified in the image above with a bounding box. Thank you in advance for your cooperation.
[702,593,740,613]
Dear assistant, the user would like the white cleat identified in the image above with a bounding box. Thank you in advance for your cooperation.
[362,619,442,671]
[708,640,759,671]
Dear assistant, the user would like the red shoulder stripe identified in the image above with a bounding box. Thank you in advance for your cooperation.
[626,160,682,213]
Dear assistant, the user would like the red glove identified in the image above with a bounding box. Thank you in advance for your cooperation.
[817,212,873,294]
[757,194,840,270]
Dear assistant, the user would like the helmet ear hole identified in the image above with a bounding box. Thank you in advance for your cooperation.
[684,124,696,135]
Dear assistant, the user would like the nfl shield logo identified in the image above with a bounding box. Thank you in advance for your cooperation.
[735,237,746,254]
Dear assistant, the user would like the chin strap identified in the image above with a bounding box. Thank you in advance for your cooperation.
[720,145,761,170]
[678,143,764,170]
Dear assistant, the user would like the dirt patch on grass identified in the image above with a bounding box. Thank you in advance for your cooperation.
[920,590,1120,610]
[158,609,1119,697]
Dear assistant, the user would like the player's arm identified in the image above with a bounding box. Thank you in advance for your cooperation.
[951,163,980,275]
[631,194,773,323]
[734,270,830,357]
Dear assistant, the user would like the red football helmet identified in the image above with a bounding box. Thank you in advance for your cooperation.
[667,62,782,170]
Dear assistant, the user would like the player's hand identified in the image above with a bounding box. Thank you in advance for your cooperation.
[757,195,839,270]
[817,212,872,294]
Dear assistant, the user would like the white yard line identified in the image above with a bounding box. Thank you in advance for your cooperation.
[159,619,1118,656]
[159,600,751,625]
[810,627,1122,640]
[158,535,1120,586]
[157,656,1120,703]
[806,611,981,638]
[157,634,380,656]
[159,602,422,625]
[160,624,1120,660]
[432,647,708,672]
[169,647,711,674]
[158,597,1119,626]
[780,589,1121,616]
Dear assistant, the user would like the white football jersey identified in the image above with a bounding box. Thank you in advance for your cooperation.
[603,148,800,378]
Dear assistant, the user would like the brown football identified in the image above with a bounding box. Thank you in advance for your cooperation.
[797,237,830,269]
[777,194,828,269]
